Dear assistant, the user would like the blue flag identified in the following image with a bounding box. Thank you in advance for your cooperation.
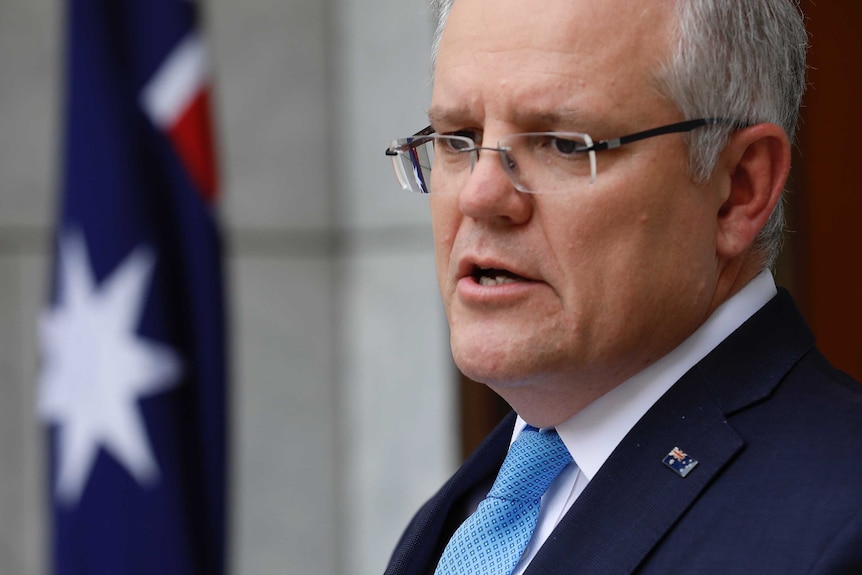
[38,1,228,573]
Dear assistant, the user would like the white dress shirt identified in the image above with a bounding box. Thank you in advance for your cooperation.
[508,271,778,575]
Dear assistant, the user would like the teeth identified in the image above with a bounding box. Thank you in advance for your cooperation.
[478,275,521,286]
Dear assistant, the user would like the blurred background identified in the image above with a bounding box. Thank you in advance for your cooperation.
[0,1,858,574]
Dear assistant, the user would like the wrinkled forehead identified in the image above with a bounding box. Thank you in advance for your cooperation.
[432,0,677,125]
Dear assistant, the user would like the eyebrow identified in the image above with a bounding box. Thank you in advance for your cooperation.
[512,108,592,130]
[426,106,472,130]
[426,106,593,132]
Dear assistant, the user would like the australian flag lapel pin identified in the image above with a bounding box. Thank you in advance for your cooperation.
[663,447,698,477]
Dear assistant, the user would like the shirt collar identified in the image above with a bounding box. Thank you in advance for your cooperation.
[512,270,777,480]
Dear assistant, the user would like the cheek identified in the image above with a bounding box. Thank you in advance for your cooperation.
[430,198,460,290]
[540,189,708,297]
[538,198,622,270]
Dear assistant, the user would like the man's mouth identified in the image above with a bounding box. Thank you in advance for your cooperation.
[471,267,527,286]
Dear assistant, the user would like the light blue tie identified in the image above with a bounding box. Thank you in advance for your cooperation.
[434,427,573,575]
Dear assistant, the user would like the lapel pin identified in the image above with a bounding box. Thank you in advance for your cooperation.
[663,447,698,477]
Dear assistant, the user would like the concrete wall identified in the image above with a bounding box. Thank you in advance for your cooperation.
[0,0,457,574]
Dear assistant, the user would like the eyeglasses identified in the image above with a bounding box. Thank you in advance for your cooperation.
[384,118,738,194]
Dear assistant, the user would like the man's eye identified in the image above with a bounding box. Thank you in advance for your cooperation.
[436,137,470,154]
[437,131,478,153]
[550,137,582,155]
[451,130,480,144]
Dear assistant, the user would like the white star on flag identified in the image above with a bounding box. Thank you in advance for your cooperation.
[38,230,183,506]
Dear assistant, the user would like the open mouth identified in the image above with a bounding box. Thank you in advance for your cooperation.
[471,266,528,286]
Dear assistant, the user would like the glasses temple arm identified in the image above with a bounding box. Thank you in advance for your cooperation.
[385,125,436,156]
[581,118,738,152]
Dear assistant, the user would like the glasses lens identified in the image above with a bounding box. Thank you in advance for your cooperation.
[387,137,431,194]
[501,133,595,193]
[390,135,473,194]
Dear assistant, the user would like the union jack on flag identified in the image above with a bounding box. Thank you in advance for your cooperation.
[663,447,698,478]
[38,1,228,573]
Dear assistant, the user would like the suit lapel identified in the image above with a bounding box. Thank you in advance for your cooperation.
[525,368,742,575]
[525,290,814,575]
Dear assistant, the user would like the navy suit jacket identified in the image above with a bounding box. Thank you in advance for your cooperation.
[384,290,862,574]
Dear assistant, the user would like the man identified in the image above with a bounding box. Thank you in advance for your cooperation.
[383,0,862,573]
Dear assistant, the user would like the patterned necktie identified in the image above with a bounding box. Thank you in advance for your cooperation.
[434,427,573,575]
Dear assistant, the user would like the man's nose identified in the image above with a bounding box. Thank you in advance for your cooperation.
[458,148,533,225]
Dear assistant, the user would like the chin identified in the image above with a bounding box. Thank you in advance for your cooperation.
[447,307,586,387]
[452,344,506,385]
[451,339,540,389]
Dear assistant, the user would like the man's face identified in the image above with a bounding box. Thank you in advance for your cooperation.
[429,0,730,416]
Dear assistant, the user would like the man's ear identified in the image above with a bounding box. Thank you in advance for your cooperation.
[714,123,791,260]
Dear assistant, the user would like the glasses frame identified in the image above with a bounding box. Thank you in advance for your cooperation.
[385,117,740,194]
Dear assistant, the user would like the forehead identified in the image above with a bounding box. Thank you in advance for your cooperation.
[432,0,677,128]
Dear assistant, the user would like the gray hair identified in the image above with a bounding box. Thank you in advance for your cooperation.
[428,0,808,270]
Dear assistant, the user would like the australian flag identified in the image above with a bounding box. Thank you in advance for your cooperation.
[37,1,228,573]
